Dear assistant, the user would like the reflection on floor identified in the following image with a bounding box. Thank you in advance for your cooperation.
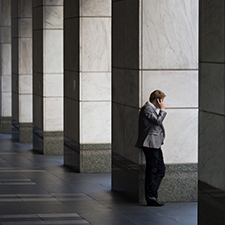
[0,129,197,225]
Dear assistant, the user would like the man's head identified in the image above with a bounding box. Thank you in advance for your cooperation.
[149,90,166,103]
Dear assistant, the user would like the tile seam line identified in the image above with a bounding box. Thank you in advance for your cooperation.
[79,71,111,73]
[12,17,32,19]
[41,96,64,98]
[200,61,225,64]
[64,17,79,20]
[34,73,63,74]
[141,69,198,71]
[112,102,198,109]
[34,28,63,31]
[113,67,198,71]
[12,37,32,39]
[80,16,111,18]
[79,100,111,103]
[33,6,63,8]
[165,107,199,109]
[200,109,225,117]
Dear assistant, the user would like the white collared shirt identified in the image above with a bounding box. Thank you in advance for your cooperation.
[148,101,157,112]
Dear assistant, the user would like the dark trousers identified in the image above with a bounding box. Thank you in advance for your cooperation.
[142,147,166,199]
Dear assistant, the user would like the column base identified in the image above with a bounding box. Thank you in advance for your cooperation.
[158,164,197,202]
[12,121,33,143]
[198,181,225,225]
[33,126,63,155]
[112,153,145,202]
[64,136,111,173]
[1,117,12,134]
[19,123,33,143]
[12,120,19,141]
[112,152,197,203]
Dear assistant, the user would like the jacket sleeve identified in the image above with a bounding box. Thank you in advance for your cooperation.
[143,107,167,126]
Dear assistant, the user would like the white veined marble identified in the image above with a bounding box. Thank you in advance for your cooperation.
[45,0,63,6]
[44,6,63,29]
[1,92,11,116]
[43,30,63,74]
[1,75,11,92]
[19,94,32,123]
[80,0,111,17]
[19,0,32,18]
[0,0,11,26]
[142,70,198,108]
[80,72,111,101]
[43,74,63,97]
[43,97,63,131]
[1,44,11,74]
[163,108,198,164]
[80,102,111,144]
[80,18,111,72]
[1,27,11,43]
[19,38,32,74]
[18,75,32,94]
[142,0,198,69]
[19,18,32,38]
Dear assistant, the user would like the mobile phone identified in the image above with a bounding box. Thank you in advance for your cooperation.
[157,98,161,102]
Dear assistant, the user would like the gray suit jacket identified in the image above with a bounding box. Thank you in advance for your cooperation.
[135,102,167,149]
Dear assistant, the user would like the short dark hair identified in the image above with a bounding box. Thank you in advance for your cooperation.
[149,90,166,103]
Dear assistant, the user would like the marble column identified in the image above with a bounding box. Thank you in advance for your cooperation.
[11,0,32,142]
[33,0,63,154]
[64,0,111,173]
[112,0,198,202]
[199,0,225,224]
[0,0,12,133]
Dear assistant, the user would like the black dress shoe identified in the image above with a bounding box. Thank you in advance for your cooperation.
[147,197,164,207]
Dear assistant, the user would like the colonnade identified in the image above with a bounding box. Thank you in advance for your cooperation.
[1,2,223,222]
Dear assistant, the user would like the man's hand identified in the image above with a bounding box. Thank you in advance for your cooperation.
[157,99,165,110]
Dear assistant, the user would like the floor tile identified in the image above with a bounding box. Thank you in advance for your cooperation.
[0,130,197,225]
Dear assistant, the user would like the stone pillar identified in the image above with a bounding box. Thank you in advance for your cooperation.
[199,0,225,224]
[112,0,198,202]
[33,0,63,154]
[64,0,111,173]
[11,0,32,142]
[0,0,11,133]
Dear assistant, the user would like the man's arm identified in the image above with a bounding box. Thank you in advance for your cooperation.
[143,106,167,126]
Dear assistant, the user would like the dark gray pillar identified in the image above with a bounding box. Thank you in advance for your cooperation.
[112,0,198,203]
[64,0,112,172]
[0,0,12,134]
[11,0,33,142]
[199,0,225,224]
[33,0,63,154]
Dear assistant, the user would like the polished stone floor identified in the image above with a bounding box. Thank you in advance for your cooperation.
[0,130,197,225]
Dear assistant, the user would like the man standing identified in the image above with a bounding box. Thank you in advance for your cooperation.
[135,90,167,206]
